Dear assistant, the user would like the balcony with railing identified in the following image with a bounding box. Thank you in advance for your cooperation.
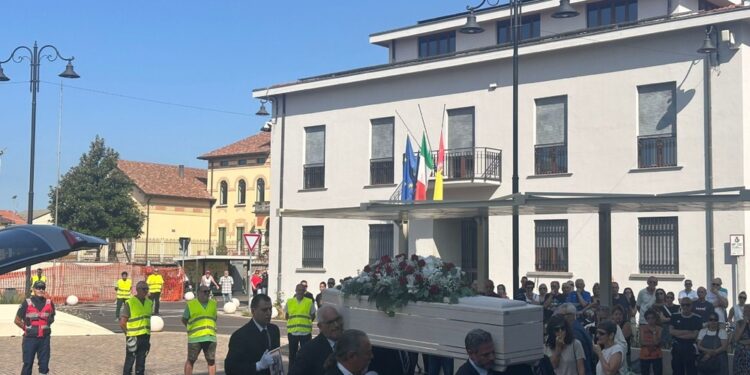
[638,135,676,169]
[303,163,325,189]
[370,158,394,185]
[535,144,567,175]
[432,147,502,183]
[253,201,270,214]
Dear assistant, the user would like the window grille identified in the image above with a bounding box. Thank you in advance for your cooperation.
[535,220,568,272]
[639,217,679,274]
[302,226,324,268]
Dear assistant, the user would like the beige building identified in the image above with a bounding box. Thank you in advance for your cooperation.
[118,160,213,261]
[254,1,750,304]
[198,132,271,256]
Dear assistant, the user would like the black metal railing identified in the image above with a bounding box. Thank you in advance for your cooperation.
[370,158,394,185]
[535,144,568,175]
[253,201,270,214]
[432,147,502,181]
[638,135,676,169]
[303,164,325,189]
[535,248,569,272]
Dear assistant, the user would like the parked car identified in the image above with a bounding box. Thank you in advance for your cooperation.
[0,225,106,274]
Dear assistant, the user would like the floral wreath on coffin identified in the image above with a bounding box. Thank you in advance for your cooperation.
[341,253,475,317]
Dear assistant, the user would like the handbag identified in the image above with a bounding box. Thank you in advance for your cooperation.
[696,353,720,373]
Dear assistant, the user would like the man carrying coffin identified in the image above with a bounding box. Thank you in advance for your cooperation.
[288,305,344,375]
[456,329,533,375]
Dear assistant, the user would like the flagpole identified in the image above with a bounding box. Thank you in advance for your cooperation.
[417,104,434,153]
[394,109,421,145]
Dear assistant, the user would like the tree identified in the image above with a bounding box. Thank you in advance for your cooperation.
[49,136,145,261]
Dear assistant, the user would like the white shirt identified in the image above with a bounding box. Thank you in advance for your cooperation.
[679,289,698,301]
[336,362,354,375]
[707,289,728,322]
[698,327,728,341]
[469,359,489,375]
[732,304,745,323]
[596,344,627,375]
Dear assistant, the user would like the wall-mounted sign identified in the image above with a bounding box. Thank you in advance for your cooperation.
[730,234,744,256]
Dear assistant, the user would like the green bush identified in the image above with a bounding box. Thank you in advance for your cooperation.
[0,292,24,304]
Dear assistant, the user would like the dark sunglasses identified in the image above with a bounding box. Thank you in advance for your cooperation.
[712,283,721,286]
[740,296,747,299]
[200,290,210,294]
[137,287,149,291]
[681,303,692,307]
[322,316,343,325]
[34,287,46,291]
[708,318,718,322]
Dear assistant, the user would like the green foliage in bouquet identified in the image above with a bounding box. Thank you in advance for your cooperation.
[341,254,475,317]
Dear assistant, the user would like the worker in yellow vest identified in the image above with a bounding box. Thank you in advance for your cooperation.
[285,283,316,367]
[30,268,47,285]
[146,268,164,315]
[115,271,132,321]
[119,281,152,375]
[181,285,218,375]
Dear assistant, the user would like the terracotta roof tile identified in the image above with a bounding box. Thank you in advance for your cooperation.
[117,160,213,201]
[198,132,270,160]
[0,210,26,225]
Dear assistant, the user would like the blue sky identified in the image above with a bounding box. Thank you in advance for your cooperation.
[0,1,469,213]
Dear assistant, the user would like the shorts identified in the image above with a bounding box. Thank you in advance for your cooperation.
[187,341,217,362]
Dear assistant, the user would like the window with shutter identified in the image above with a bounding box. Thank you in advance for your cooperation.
[535,96,568,174]
[302,226,324,268]
[370,118,394,185]
[369,224,394,264]
[446,108,475,179]
[637,82,677,168]
[304,126,326,189]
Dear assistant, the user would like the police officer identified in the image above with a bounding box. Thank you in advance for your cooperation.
[115,271,132,321]
[120,281,153,375]
[15,280,55,375]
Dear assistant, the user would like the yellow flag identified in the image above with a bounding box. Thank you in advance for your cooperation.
[433,170,444,200]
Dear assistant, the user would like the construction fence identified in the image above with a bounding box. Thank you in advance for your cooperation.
[0,263,184,304]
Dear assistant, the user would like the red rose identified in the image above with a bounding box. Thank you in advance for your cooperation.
[385,264,393,275]
[399,276,408,286]
[380,255,391,264]
[429,284,440,295]
[399,261,407,270]
[418,259,426,268]
[415,274,424,283]
[444,262,455,271]
[364,265,372,273]
[405,265,415,274]
[410,254,419,262]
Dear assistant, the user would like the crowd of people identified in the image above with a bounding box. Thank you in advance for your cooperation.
[469,275,749,375]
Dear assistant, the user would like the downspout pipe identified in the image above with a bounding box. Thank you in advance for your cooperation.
[276,94,287,305]
[145,197,152,266]
[703,39,715,285]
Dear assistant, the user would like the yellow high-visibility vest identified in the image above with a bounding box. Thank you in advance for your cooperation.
[116,279,132,300]
[186,299,217,340]
[146,274,164,293]
[286,297,313,335]
[125,297,152,337]
[31,275,47,284]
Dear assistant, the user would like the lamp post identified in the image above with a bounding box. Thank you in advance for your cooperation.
[460,1,577,294]
[0,42,80,294]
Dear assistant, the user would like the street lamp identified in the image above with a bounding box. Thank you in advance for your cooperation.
[460,1,577,293]
[1,42,80,294]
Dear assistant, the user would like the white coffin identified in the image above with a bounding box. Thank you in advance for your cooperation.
[322,289,543,371]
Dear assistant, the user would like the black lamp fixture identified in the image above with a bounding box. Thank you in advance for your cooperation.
[460,0,578,34]
[59,61,80,79]
[0,66,8,81]
[551,0,579,19]
[255,100,270,116]
[460,12,484,34]
[697,26,718,54]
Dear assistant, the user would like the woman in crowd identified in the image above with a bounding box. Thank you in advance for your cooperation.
[728,291,746,328]
[539,284,548,306]
[622,288,638,321]
[697,311,729,375]
[652,288,672,348]
[593,320,626,375]
[545,315,586,375]
[732,304,750,374]
[665,292,680,315]
[612,305,632,371]
[639,309,662,375]
[496,284,509,299]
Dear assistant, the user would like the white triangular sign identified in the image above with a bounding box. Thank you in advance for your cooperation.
[243,233,261,254]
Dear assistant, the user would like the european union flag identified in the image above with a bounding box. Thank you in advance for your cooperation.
[401,137,418,201]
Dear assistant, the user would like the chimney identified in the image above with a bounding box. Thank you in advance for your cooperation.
[178,164,185,178]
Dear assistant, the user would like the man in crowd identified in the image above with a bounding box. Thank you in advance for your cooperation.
[115,271,132,321]
[182,285,218,375]
[325,329,373,375]
[286,283,316,367]
[484,279,499,297]
[611,282,630,314]
[637,276,658,324]
[259,272,269,295]
[225,294,280,375]
[707,277,729,323]
[543,281,566,323]
[566,279,592,312]
[327,277,336,289]
[300,279,315,300]
[456,329,496,375]
[515,276,528,300]
[201,270,220,291]
[678,279,698,301]
[120,281,152,375]
[289,305,344,375]
[251,270,262,297]
[522,280,539,304]
[670,297,703,375]
[146,268,164,315]
[315,281,327,308]
[693,287,715,322]
[557,303,594,375]
[218,270,234,304]
[31,268,46,285]
[15,281,55,375]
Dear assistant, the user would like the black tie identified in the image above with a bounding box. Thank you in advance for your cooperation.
[261,328,271,349]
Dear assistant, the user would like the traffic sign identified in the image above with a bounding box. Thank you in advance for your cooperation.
[243,233,261,254]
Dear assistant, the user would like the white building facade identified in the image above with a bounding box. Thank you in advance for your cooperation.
[255,0,750,305]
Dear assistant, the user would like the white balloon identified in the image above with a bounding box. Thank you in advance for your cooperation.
[223,302,237,314]
[184,292,195,300]
[150,316,164,332]
[271,307,278,318]
[231,298,240,307]
[66,295,78,306]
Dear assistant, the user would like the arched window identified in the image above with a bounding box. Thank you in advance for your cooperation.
[219,181,228,205]
[237,179,246,204]
[256,178,266,202]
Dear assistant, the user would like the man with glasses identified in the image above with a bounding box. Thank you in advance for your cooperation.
[566,279,592,312]
[637,276,658,324]
[670,297,703,375]
[543,281,567,324]
[182,285,218,375]
[678,279,698,302]
[225,294,280,375]
[706,277,729,324]
[289,305,344,375]
[15,281,55,375]
[120,281,153,375]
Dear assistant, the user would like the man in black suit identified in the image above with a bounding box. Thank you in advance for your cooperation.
[456,329,497,375]
[368,346,419,375]
[225,294,280,375]
[324,329,372,375]
[288,305,344,375]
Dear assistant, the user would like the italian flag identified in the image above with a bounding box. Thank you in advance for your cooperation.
[415,133,434,201]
